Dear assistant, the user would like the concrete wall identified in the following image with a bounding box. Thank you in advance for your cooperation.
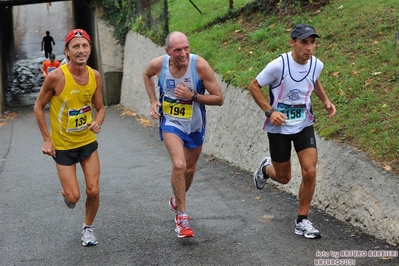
[96,18,123,105]
[94,7,124,106]
[0,5,16,114]
[120,32,399,246]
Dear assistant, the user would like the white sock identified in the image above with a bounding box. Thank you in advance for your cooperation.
[83,223,91,229]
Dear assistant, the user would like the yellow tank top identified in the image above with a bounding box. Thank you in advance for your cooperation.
[50,64,97,150]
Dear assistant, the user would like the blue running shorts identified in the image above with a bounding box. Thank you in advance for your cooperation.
[160,124,205,149]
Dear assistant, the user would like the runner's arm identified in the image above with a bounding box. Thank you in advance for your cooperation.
[194,56,223,106]
[40,63,46,76]
[34,72,58,156]
[313,79,336,118]
[143,57,163,119]
[143,57,162,104]
[88,70,106,133]
[248,79,272,113]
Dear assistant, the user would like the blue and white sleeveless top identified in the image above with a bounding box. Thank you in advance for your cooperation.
[256,51,323,135]
[158,54,206,134]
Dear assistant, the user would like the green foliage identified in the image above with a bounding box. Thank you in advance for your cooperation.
[168,0,255,33]
[96,0,136,45]
[96,0,167,45]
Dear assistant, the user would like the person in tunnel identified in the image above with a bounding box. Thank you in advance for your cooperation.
[34,29,106,247]
[46,2,52,13]
[41,31,55,58]
[40,53,60,78]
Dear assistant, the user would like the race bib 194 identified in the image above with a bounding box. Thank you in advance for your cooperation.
[162,96,193,120]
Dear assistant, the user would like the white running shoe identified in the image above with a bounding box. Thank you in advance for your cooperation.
[81,227,98,246]
[295,219,322,239]
[253,157,271,189]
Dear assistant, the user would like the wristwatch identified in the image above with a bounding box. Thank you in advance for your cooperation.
[191,91,197,102]
[265,109,275,118]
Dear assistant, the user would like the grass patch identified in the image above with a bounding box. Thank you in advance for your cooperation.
[161,0,399,175]
[168,0,253,33]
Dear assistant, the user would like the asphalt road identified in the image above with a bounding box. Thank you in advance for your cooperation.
[0,105,398,266]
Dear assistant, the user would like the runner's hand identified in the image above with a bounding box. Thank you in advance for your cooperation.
[149,101,161,120]
[88,121,101,134]
[42,139,56,157]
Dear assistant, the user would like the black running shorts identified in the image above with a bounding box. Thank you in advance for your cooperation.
[52,141,98,166]
[267,126,316,163]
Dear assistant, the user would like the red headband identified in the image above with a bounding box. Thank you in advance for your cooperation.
[65,29,91,46]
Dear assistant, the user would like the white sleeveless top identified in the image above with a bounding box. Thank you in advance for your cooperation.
[256,52,323,134]
[158,54,206,134]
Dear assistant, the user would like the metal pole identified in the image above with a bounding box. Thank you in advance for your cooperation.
[189,0,202,14]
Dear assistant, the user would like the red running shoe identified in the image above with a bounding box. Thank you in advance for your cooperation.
[175,213,194,238]
[169,195,177,213]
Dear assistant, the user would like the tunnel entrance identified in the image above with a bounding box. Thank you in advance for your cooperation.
[6,1,72,106]
[3,0,98,108]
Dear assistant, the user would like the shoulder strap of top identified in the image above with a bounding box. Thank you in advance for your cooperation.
[158,55,169,88]
[189,54,199,92]
[278,53,287,85]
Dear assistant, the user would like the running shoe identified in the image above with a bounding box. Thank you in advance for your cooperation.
[295,219,322,239]
[169,195,177,213]
[63,196,76,209]
[81,226,98,246]
[253,156,271,189]
[175,214,194,238]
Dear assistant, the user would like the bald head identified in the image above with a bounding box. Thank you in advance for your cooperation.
[165,31,189,50]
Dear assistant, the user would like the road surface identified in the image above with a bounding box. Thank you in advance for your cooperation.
[0,105,398,265]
